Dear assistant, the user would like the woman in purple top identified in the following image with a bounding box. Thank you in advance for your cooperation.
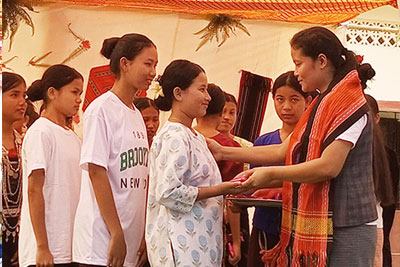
[247,71,311,267]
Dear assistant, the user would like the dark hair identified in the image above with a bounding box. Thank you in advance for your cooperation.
[2,72,26,93]
[101,33,155,78]
[224,92,237,106]
[365,94,379,114]
[205,83,226,116]
[133,97,159,113]
[365,94,395,206]
[272,71,309,98]
[27,64,83,108]
[357,63,376,90]
[291,27,357,88]
[25,100,39,128]
[155,60,205,111]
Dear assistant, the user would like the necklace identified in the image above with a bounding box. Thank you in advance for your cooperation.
[2,130,22,243]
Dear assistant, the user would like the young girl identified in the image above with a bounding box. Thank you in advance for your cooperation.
[133,97,160,146]
[73,33,157,267]
[2,72,28,267]
[146,60,240,266]
[13,100,39,137]
[217,93,253,149]
[210,26,378,266]
[194,84,244,266]
[19,64,83,267]
[132,97,160,267]
[247,71,311,267]
[216,92,251,266]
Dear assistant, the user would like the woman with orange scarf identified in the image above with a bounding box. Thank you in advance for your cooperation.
[208,26,377,266]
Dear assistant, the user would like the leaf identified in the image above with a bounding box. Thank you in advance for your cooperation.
[194,26,209,35]
[236,23,251,36]
[195,37,211,52]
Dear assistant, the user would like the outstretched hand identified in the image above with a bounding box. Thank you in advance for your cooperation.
[233,167,275,195]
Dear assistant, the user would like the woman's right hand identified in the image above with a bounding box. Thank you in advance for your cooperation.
[206,138,223,161]
[36,246,54,267]
[107,232,127,267]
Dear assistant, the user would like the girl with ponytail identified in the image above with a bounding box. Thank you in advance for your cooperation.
[19,64,83,267]
[146,60,241,266]
[73,34,157,267]
[208,27,378,266]
[2,72,27,267]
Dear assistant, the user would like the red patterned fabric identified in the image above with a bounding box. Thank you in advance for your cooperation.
[263,70,368,267]
[82,65,146,111]
[48,0,398,24]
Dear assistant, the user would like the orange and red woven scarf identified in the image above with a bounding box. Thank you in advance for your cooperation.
[263,70,369,267]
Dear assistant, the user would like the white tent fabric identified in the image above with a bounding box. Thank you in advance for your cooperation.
[2,3,399,136]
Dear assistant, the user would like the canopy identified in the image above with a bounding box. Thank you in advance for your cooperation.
[45,0,398,24]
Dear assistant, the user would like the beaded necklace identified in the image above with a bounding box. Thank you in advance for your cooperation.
[2,130,22,243]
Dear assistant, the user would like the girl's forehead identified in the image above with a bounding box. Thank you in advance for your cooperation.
[291,47,305,57]
[7,83,27,92]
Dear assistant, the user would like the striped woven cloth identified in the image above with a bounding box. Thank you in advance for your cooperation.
[48,0,398,24]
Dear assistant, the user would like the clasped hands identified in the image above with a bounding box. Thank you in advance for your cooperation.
[226,167,275,196]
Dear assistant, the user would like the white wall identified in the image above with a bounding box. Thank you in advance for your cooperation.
[339,6,400,102]
[2,3,399,137]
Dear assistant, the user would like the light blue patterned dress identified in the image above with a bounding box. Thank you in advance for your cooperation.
[146,121,224,267]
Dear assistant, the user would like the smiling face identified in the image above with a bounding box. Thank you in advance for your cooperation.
[50,78,83,118]
[141,106,159,143]
[179,72,210,119]
[217,101,237,134]
[124,45,158,92]
[2,82,27,124]
[273,85,308,126]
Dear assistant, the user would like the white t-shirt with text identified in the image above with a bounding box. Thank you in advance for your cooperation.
[73,91,149,267]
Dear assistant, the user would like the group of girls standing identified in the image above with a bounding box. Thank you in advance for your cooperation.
[2,25,396,267]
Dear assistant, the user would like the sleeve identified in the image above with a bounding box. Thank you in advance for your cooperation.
[80,111,111,171]
[151,134,198,213]
[250,136,265,169]
[23,129,51,177]
[335,114,367,148]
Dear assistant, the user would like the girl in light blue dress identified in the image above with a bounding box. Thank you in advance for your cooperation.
[146,60,239,266]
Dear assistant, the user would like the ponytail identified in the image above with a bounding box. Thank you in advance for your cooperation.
[27,64,83,108]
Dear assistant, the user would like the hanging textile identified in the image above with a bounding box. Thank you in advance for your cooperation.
[82,65,146,111]
[45,0,398,24]
[233,70,271,143]
[83,65,114,111]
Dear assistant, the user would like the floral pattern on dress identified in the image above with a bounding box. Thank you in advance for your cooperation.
[146,122,223,267]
